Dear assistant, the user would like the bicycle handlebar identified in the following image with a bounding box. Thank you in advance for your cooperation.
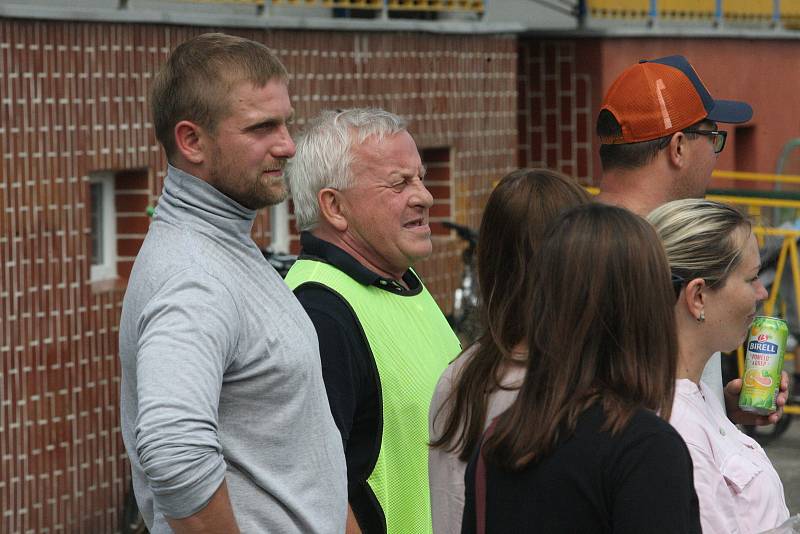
[442,221,478,244]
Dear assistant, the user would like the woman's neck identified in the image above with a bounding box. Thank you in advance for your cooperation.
[509,341,528,361]
[676,353,707,384]
[676,331,713,384]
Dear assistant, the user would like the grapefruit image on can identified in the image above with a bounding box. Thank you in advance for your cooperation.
[739,316,788,415]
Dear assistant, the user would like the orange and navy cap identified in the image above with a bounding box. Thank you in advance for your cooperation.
[599,55,752,144]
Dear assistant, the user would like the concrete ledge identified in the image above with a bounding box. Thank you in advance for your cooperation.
[0,3,526,34]
[4,3,800,38]
[537,19,800,39]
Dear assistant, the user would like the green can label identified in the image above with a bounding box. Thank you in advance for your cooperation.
[739,316,788,415]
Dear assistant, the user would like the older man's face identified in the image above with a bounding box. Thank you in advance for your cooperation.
[339,130,434,278]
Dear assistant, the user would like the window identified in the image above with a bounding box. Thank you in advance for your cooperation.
[734,125,756,173]
[270,202,291,253]
[89,171,117,281]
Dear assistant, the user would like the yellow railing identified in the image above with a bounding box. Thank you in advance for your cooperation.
[708,170,800,228]
[705,173,800,414]
[586,0,650,18]
[660,0,715,19]
[724,0,772,21]
[174,0,262,3]
[712,169,800,186]
[754,227,800,320]
[587,0,800,25]
[734,226,800,415]
[704,194,800,231]
[172,0,484,11]
[783,0,800,26]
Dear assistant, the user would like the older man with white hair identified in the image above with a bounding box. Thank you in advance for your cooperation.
[285,108,461,534]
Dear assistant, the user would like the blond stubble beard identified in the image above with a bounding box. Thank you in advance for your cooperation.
[207,147,288,210]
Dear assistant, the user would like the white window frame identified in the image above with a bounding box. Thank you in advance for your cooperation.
[270,202,290,253]
[89,171,117,281]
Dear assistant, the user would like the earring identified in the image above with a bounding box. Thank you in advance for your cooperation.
[697,311,705,323]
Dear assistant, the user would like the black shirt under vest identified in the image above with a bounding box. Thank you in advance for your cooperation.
[293,231,422,534]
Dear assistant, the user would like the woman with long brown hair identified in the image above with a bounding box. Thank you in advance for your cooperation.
[461,204,701,533]
[428,169,590,534]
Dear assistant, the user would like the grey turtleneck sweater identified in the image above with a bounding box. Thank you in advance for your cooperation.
[119,166,347,533]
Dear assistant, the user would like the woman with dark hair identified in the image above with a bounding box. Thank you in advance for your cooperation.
[428,169,591,534]
[649,199,789,533]
[461,204,701,533]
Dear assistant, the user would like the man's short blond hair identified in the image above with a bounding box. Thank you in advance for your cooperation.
[151,32,288,160]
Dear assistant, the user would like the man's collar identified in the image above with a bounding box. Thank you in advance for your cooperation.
[299,231,421,293]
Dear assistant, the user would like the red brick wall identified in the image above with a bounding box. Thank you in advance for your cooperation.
[519,37,800,187]
[1,19,516,532]
[596,38,800,190]
[517,39,598,184]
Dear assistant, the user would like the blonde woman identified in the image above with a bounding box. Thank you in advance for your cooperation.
[649,199,790,533]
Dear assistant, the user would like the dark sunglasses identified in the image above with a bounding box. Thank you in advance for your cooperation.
[671,273,686,300]
[682,128,727,154]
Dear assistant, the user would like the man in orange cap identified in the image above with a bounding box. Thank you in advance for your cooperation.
[595,55,787,426]
[596,55,751,215]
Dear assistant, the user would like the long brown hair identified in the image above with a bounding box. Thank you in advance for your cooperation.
[431,169,591,461]
[484,204,677,470]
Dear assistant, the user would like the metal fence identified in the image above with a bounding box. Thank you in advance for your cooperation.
[587,0,800,27]
[156,0,484,12]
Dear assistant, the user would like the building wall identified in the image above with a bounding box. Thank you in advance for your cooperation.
[519,36,800,188]
[517,39,600,183]
[14,21,798,534]
[597,38,800,189]
[0,19,517,533]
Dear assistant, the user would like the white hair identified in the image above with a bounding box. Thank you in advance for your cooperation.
[287,108,408,231]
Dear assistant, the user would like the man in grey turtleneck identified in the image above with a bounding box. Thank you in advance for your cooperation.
[119,33,347,533]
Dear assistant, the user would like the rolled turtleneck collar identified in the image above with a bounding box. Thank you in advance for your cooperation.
[155,165,257,242]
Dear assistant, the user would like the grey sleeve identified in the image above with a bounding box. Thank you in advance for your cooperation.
[133,270,239,519]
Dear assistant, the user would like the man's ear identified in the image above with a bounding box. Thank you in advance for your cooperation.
[318,188,348,232]
[667,131,688,169]
[174,120,207,165]
[682,277,707,322]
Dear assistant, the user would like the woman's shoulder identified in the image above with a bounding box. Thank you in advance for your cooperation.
[604,407,688,455]
[433,344,480,394]
[429,343,480,429]
[628,407,683,438]
[668,380,720,449]
[572,405,686,458]
[581,403,676,435]
[600,408,692,473]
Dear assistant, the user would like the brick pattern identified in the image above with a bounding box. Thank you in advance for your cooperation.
[282,32,518,237]
[420,146,452,236]
[517,40,594,183]
[113,169,150,281]
[1,19,516,532]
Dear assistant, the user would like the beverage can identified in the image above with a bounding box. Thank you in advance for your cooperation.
[739,316,788,415]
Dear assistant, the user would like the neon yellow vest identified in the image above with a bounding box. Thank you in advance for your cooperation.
[285,259,461,534]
